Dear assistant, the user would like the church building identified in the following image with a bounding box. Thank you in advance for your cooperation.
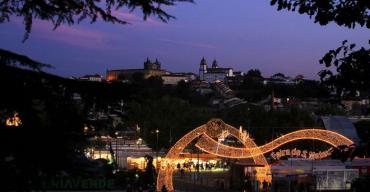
[106,58,169,81]
[199,58,234,83]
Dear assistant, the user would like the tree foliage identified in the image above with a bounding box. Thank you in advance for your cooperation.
[126,96,319,148]
[270,0,370,29]
[0,65,91,190]
[355,120,370,141]
[319,40,370,97]
[242,69,263,90]
[272,1,368,101]
[0,48,52,71]
[0,0,192,41]
[271,1,370,98]
[245,69,262,79]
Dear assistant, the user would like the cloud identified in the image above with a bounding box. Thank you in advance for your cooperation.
[157,38,217,49]
[7,16,116,49]
[112,11,164,26]
[31,20,111,49]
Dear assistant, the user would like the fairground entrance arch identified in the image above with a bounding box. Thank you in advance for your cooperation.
[156,119,354,191]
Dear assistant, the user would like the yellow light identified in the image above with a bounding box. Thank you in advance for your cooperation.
[156,119,354,192]
[156,119,271,192]
[195,129,353,159]
[136,138,143,145]
[5,112,22,127]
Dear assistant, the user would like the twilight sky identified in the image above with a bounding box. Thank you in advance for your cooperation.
[0,0,368,79]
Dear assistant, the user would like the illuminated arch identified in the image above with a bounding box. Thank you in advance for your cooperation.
[156,119,354,192]
[195,129,354,159]
[156,119,270,191]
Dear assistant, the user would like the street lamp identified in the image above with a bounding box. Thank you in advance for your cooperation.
[137,138,143,148]
[156,129,159,169]
[115,131,119,169]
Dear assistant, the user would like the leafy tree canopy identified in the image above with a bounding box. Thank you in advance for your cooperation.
[0,0,192,41]
[0,48,52,71]
[319,40,370,98]
[270,0,370,29]
[245,69,262,78]
[271,1,370,98]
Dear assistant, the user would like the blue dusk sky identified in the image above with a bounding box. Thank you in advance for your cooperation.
[0,0,368,79]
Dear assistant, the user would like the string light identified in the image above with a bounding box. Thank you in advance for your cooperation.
[156,119,354,192]
[156,119,270,191]
[195,129,353,159]
[270,148,333,160]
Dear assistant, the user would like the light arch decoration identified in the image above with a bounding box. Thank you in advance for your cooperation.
[195,129,354,159]
[156,119,354,192]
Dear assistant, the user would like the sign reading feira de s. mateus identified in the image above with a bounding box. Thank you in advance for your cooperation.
[270,148,333,160]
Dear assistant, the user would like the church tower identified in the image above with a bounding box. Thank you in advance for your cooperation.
[144,57,152,70]
[144,58,161,70]
[199,57,207,80]
[212,59,219,68]
[154,58,161,70]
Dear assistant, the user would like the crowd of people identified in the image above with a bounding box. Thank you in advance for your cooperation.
[176,160,229,172]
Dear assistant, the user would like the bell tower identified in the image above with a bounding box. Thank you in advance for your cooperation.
[212,59,219,68]
[199,57,207,80]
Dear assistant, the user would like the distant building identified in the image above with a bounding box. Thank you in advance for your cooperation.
[233,71,244,77]
[341,99,370,116]
[226,75,244,87]
[161,72,197,85]
[223,97,247,108]
[87,126,164,170]
[191,80,213,95]
[106,58,169,81]
[162,74,187,85]
[213,81,234,98]
[199,58,234,82]
[263,73,302,85]
[294,74,305,83]
[79,74,103,82]
[211,81,247,108]
[183,72,198,81]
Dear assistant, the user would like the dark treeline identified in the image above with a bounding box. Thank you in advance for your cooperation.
[0,65,92,190]
[232,70,330,102]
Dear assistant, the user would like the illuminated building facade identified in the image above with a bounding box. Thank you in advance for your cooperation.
[106,58,169,81]
[79,74,103,82]
[199,58,234,82]
[161,74,188,85]
[87,135,158,169]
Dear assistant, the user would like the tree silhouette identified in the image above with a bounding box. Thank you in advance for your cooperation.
[245,69,262,79]
[270,0,370,29]
[242,69,263,90]
[0,48,52,71]
[0,0,193,41]
[319,40,370,98]
[271,0,370,100]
